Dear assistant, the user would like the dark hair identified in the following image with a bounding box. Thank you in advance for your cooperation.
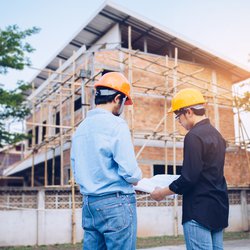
[95,87,125,105]
[190,108,205,116]
[174,107,206,118]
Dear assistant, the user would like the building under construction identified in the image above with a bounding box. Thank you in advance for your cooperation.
[2,2,250,187]
[0,2,249,246]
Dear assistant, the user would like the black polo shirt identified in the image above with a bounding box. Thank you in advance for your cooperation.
[169,118,229,230]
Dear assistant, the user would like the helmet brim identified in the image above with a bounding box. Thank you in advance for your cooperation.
[95,82,133,105]
[125,97,133,105]
[167,107,173,113]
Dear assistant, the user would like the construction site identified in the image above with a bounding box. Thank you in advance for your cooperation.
[0,2,250,247]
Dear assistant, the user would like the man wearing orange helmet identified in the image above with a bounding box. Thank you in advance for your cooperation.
[71,72,141,250]
[151,88,229,250]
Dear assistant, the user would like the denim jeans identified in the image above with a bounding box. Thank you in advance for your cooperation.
[82,193,137,250]
[183,220,224,250]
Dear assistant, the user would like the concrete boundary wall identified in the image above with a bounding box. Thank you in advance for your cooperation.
[0,189,249,247]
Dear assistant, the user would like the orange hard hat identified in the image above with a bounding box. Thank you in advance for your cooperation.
[94,72,133,105]
[169,88,206,112]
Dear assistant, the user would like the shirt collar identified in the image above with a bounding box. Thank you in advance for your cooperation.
[87,108,112,117]
[191,118,210,130]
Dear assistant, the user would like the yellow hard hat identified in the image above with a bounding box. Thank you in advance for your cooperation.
[169,88,205,112]
[94,72,133,105]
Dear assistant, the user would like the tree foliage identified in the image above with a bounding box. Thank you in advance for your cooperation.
[235,91,250,112]
[0,25,40,148]
[0,25,40,74]
[234,82,250,112]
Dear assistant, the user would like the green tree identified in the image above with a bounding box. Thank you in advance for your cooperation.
[235,91,250,112]
[0,25,40,147]
[234,81,250,112]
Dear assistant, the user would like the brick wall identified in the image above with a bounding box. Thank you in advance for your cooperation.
[225,149,250,186]
[24,49,249,187]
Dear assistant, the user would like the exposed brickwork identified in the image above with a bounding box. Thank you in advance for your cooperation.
[18,49,250,187]
[225,150,250,186]
[139,164,152,178]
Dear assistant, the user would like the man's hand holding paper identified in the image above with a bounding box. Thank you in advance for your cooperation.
[133,174,179,200]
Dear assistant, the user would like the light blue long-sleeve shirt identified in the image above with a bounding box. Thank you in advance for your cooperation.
[71,108,142,195]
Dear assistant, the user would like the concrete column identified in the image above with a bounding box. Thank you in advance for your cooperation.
[37,189,46,245]
[240,190,249,231]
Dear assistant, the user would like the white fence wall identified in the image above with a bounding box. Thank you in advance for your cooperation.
[0,188,249,247]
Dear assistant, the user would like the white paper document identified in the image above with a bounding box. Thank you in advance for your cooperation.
[134,174,180,193]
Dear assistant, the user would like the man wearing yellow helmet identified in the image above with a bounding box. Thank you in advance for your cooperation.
[71,72,142,250]
[151,88,229,250]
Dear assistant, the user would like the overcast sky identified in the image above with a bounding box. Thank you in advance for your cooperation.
[0,0,249,135]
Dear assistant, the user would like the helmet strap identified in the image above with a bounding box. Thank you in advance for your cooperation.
[117,97,127,116]
[96,89,117,96]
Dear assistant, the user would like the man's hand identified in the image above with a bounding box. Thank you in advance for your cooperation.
[150,187,165,201]
[150,187,174,201]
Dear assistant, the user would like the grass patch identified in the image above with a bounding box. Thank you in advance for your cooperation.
[136,231,250,249]
[0,244,82,250]
[0,231,249,250]
[137,235,184,248]
[224,231,250,241]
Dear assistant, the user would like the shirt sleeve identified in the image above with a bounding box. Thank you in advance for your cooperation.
[112,122,142,183]
[169,132,203,195]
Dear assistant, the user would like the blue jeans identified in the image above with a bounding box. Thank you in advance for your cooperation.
[183,220,224,250]
[82,193,137,250]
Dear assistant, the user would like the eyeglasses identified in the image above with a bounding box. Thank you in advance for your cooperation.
[175,112,183,120]
[174,109,187,120]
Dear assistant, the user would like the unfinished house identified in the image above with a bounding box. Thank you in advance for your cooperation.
[1,2,250,246]
[0,144,24,186]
